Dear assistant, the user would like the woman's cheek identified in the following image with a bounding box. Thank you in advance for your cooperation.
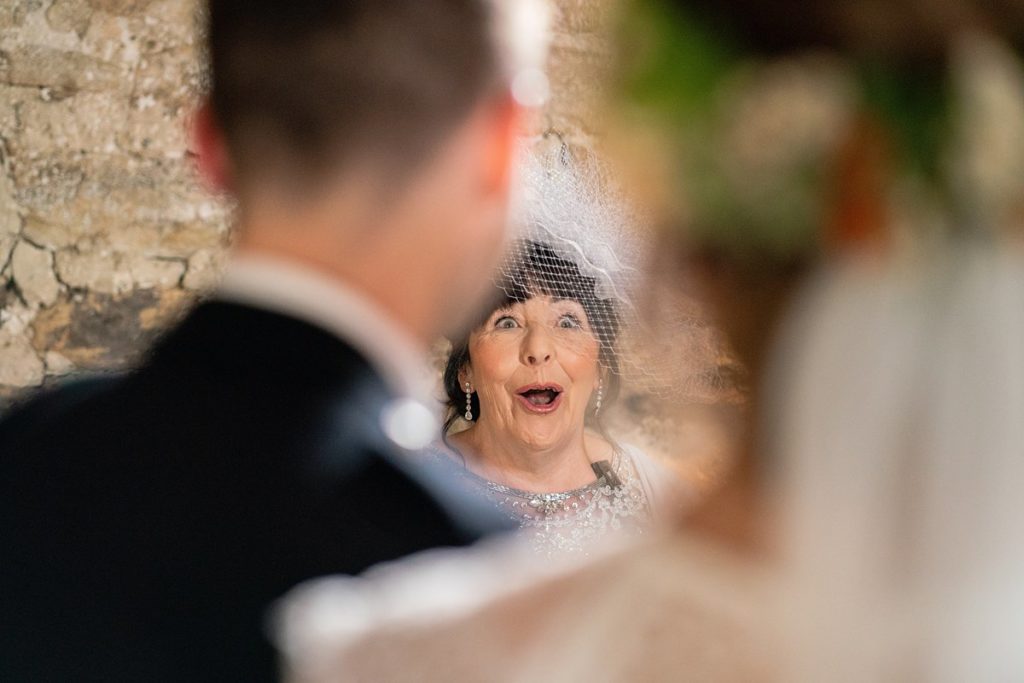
[558,340,594,377]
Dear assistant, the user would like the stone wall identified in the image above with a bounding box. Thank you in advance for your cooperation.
[0,0,226,405]
[0,0,611,406]
[539,0,614,148]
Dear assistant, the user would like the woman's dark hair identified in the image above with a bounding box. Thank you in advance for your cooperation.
[442,240,622,435]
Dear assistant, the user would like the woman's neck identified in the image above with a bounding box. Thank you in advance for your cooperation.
[453,421,600,493]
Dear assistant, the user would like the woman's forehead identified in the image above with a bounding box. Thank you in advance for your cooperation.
[496,295,586,311]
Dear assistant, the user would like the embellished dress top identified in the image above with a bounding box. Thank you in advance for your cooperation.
[427,442,677,556]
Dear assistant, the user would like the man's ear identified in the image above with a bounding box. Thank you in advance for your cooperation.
[481,92,524,197]
[190,99,234,195]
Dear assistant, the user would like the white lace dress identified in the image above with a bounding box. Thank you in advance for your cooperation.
[426,442,681,556]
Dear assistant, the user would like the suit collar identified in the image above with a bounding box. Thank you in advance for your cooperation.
[214,254,432,402]
[150,301,385,390]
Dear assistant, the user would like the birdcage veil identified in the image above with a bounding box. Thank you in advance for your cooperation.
[505,139,735,400]
[493,139,741,478]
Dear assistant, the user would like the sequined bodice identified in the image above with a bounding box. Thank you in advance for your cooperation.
[427,445,655,556]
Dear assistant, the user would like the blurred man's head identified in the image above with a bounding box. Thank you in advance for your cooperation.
[193,0,550,341]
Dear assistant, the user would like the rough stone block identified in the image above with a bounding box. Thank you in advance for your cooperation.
[14,91,127,157]
[0,325,44,387]
[9,157,85,217]
[55,248,130,293]
[158,220,229,256]
[116,91,194,159]
[125,253,185,289]
[0,1,44,31]
[0,164,21,271]
[32,287,192,369]
[11,238,59,306]
[0,44,124,93]
[182,246,224,291]
[45,0,93,37]
[80,0,199,69]
[21,212,87,250]
[15,156,221,232]
[86,0,159,17]
[0,85,22,132]
[43,348,75,375]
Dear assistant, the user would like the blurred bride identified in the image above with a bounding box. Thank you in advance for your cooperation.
[273,1,1024,680]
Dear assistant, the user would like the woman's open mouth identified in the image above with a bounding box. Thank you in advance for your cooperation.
[515,383,564,414]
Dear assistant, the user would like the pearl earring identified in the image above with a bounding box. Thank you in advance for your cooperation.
[595,379,604,415]
[464,382,474,421]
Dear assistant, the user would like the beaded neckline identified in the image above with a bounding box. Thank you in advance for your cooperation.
[474,451,620,492]
[431,445,624,516]
[426,442,654,555]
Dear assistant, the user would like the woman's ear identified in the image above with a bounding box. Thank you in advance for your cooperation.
[458,365,472,391]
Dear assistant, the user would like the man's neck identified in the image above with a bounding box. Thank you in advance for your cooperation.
[233,225,436,349]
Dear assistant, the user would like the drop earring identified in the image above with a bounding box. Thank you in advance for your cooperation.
[594,379,604,416]
[464,382,474,421]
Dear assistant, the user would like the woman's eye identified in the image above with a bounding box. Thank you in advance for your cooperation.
[495,316,519,329]
[557,314,582,329]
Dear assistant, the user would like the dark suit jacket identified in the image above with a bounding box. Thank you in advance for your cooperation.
[0,301,498,682]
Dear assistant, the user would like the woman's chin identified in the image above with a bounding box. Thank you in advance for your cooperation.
[509,412,583,450]
[516,431,568,452]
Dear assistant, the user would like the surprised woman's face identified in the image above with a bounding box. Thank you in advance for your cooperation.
[464,295,601,451]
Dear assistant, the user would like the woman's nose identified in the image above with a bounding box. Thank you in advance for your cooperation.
[521,327,554,366]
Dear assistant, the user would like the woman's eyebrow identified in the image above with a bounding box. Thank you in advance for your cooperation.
[551,297,586,311]
[491,303,517,316]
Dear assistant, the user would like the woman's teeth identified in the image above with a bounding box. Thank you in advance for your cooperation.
[523,389,558,405]
[524,389,557,405]
[516,387,565,409]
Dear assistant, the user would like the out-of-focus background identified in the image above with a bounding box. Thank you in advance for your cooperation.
[0,0,615,406]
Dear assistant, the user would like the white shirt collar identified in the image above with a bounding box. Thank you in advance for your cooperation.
[214,253,434,402]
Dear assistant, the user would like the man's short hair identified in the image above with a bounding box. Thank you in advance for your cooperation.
[206,0,540,192]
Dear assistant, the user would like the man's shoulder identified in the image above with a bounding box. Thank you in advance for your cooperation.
[150,300,386,393]
[0,374,124,446]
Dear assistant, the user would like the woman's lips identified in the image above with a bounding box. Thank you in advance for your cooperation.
[514,383,564,414]
[515,391,562,414]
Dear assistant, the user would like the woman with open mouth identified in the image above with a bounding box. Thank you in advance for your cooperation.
[428,149,690,556]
